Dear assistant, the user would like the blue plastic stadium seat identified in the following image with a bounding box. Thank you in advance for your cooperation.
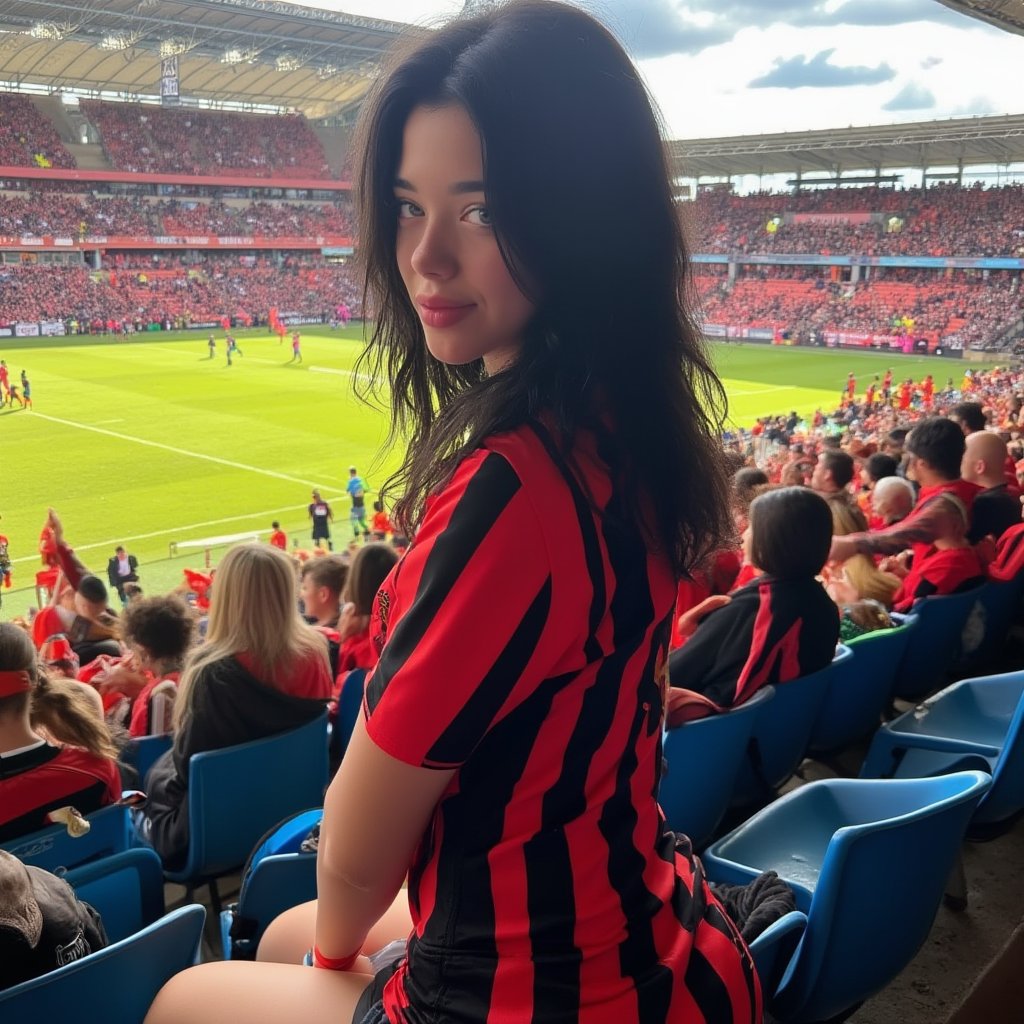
[330,668,367,764]
[731,646,853,807]
[892,587,986,700]
[810,619,915,754]
[861,669,1024,829]
[0,904,205,1024]
[122,733,174,788]
[65,846,165,944]
[660,687,774,848]
[703,772,990,1023]
[0,803,134,872]
[162,712,328,913]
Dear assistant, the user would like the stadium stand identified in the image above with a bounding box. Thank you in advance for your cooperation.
[0,93,76,170]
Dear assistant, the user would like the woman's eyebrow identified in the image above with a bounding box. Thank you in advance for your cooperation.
[393,178,485,195]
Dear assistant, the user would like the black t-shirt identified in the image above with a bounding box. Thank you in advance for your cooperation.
[969,485,1020,545]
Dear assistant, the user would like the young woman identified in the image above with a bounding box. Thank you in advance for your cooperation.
[667,487,840,725]
[335,543,399,674]
[140,544,331,868]
[0,623,121,842]
[146,4,759,1023]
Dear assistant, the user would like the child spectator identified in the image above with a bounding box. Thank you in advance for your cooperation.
[0,623,121,842]
[138,544,331,868]
[668,487,839,724]
[92,595,195,740]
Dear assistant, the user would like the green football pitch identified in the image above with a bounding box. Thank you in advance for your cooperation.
[0,327,995,618]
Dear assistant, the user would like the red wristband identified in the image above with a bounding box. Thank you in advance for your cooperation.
[313,944,359,971]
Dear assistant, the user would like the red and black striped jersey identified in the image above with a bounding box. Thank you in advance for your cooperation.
[363,420,761,1024]
[0,743,121,842]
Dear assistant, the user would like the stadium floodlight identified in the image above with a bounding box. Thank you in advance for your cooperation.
[100,33,133,51]
[29,21,65,40]
[316,64,338,79]
[221,47,258,65]
[160,38,189,57]
[275,53,302,72]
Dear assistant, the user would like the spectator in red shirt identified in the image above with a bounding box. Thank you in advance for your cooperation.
[335,543,399,676]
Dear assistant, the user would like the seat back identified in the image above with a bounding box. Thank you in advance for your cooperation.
[964,578,1024,670]
[974,675,1024,826]
[168,712,328,882]
[334,668,367,762]
[65,847,165,943]
[732,647,851,806]
[221,851,318,959]
[661,687,773,848]
[0,904,205,1023]
[122,734,173,788]
[894,588,985,700]
[748,910,808,1002]
[0,804,133,872]
[811,621,914,754]
[776,772,990,1023]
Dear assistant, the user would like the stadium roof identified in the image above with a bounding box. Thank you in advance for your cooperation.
[667,114,1024,180]
[933,0,1024,36]
[0,0,412,119]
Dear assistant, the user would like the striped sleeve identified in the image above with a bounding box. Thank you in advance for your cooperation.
[364,449,553,770]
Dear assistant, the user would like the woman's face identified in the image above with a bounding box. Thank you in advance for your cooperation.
[394,104,535,374]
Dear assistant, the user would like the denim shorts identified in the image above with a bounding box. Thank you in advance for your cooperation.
[351,959,401,1024]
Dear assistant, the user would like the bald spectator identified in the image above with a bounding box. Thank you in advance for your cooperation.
[872,477,916,527]
[830,418,981,565]
[963,432,1021,545]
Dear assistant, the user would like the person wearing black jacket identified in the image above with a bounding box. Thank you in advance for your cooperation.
[138,544,332,869]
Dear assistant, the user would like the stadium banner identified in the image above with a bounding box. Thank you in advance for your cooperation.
[697,254,1024,271]
[789,213,875,225]
[743,328,775,340]
[280,314,326,326]
[161,55,180,106]
[40,320,66,336]
[0,326,12,337]
[15,322,40,337]
[701,323,728,337]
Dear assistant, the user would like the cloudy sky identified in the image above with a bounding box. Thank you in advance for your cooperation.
[303,0,1022,141]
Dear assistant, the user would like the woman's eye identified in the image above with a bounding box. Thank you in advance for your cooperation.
[465,206,492,227]
[396,199,422,218]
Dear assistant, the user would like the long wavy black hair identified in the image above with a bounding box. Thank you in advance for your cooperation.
[352,0,730,575]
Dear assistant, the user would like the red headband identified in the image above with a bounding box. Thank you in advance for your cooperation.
[0,670,32,698]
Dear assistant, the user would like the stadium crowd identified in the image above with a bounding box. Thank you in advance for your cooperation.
[0,192,352,238]
[0,258,362,326]
[79,101,333,178]
[0,93,75,170]
[697,268,1023,351]
[688,183,1024,259]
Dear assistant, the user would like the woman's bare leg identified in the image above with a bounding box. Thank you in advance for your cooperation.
[145,961,371,1024]
[257,891,414,965]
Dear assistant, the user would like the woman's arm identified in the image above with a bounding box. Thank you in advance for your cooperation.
[314,717,455,960]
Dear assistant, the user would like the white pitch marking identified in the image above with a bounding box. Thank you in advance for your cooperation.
[30,411,333,489]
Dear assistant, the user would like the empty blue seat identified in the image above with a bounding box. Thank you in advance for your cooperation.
[893,587,986,700]
[810,619,915,755]
[661,687,774,848]
[1,803,134,872]
[731,646,852,807]
[703,772,990,1023]
[748,910,808,1002]
[962,577,1024,671]
[163,712,328,914]
[861,669,1024,829]
[65,847,165,944]
[0,903,205,1024]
